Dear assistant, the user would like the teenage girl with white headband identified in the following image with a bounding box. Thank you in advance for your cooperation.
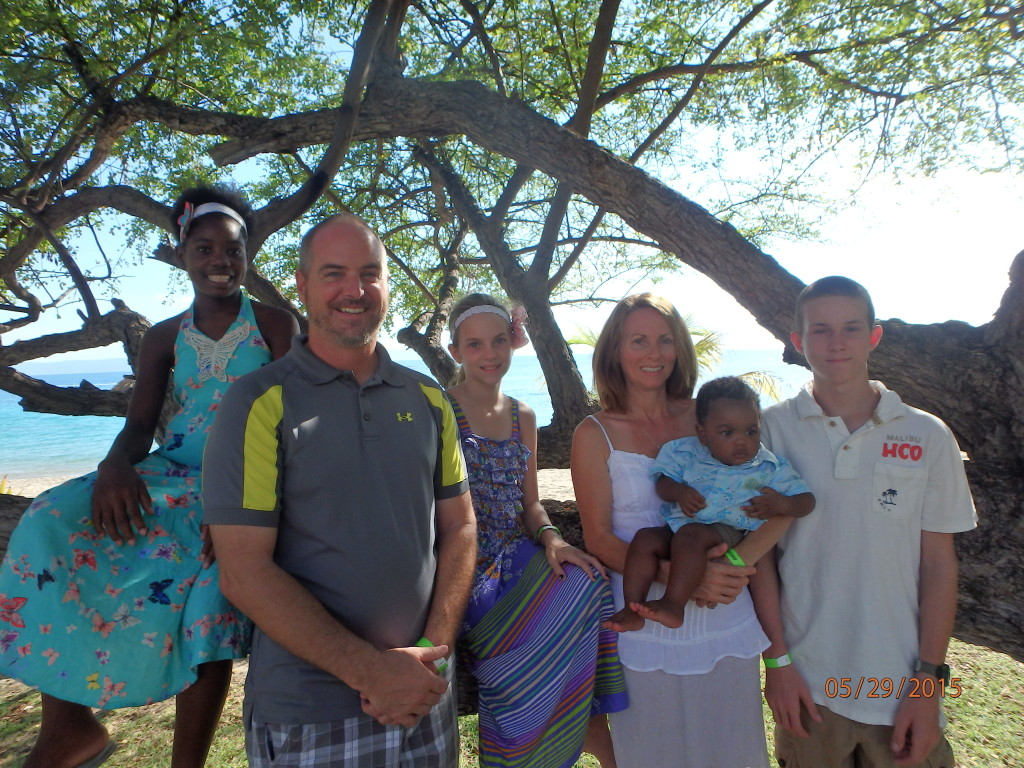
[445,293,627,768]
[0,186,297,768]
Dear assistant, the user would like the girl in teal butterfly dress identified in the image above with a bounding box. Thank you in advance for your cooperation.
[0,187,296,768]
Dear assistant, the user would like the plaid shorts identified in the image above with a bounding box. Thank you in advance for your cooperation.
[246,683,458,768]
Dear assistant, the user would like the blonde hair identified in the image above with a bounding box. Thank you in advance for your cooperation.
[592,293,698,412]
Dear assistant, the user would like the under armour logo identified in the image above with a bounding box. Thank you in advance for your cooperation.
[396,412,414,422]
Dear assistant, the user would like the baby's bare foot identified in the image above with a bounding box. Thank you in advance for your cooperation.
[603,606,645,632]
[634,598,685,629]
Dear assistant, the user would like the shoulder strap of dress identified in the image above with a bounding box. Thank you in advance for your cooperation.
[238,291,256,324]
[510,398,521,441]
[239,292,275,351]
[179,300,195,332]
[444,392,473,438]
[587,413,614,451]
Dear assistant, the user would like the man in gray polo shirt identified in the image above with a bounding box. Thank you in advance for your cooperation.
[204,214,477,767]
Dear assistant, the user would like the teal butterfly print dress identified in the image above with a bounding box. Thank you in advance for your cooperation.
[0,294,269,707]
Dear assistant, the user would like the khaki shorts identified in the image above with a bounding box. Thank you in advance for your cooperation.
[674,521,746,549]
[775,705,954,768]
[706,521,745,549]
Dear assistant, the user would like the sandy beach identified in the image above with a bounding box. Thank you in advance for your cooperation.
[537,468,574,500]
[4,475,76,499]
[7,468,578,502]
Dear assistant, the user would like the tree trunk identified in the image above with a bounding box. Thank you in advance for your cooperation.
[0,495,31,562]
[396,323,458,385]
[516,286,595,467]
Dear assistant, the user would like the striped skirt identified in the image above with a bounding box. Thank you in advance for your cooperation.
[463,540,628,768]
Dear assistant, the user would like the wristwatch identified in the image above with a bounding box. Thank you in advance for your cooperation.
[914,659,951,685]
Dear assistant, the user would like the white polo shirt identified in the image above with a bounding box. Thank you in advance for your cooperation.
[761,381,976,725]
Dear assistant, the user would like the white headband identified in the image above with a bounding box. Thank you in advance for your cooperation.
[178,202,247,242]
[452,304,511,331]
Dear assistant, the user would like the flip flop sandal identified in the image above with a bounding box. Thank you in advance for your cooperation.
[74,741,117,768]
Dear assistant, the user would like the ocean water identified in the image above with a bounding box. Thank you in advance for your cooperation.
[0,348,808,484]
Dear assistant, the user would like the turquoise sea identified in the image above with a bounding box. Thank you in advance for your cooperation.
[0,348,808,486]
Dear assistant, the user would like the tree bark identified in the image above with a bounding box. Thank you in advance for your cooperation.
[396,323,458,384]
[0,367,131,416]
[0,299,150,373]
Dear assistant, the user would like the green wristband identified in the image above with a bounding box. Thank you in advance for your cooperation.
[724,548,746,567]
[535,524,561,543]
[763,653,793,668]
[415,637,449,674]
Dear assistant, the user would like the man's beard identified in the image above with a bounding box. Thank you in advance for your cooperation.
[310,300,387,348]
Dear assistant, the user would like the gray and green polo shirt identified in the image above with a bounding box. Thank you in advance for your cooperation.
[203,335,468,723]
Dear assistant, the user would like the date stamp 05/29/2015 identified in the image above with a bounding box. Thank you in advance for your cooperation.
[825,677,963,699]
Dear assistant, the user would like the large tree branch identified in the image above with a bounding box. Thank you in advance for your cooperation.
[211,75,804,334]
[594,8,1001,109]
[631,0,775,161]
[27,212,101,320]
[201,76,1023,444]
[0,366,131,416]
[0,300,150,372]
[531,0,620,281]
[253,0,399,246]
[7,73,1013,423]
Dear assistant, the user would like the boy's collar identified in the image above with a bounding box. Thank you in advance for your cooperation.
[796,380,904,423]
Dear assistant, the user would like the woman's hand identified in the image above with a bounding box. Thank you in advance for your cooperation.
[91,456,152,545]
[542,534,608,581]
[692,542,755,607]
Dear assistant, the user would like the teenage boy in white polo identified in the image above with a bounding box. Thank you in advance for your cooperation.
[758,276,976,768]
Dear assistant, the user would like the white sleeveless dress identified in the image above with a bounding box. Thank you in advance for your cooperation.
[588,416,770,768]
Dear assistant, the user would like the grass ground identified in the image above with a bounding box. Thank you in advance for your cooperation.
[1,639,1020,767]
